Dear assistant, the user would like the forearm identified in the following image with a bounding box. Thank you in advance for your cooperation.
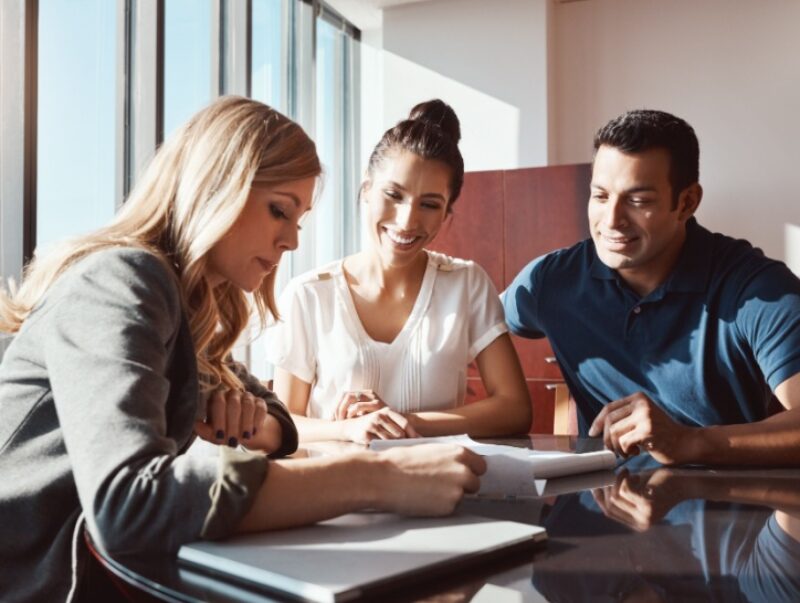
[235,443,485,530]
[684,408,800,466]
[236,451,379,532]
[409,394,531,438]
[290,413,348,443]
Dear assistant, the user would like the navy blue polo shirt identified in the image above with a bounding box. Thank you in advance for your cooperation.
[503,218,800,435]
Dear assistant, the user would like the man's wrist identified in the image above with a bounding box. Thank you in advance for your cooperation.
[679,425,713,464]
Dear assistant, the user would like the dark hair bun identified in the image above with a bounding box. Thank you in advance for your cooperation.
[408,99,461,144]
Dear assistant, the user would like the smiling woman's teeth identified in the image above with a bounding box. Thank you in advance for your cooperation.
[385,230,417,245]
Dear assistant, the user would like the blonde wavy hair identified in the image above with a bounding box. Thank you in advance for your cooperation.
[0,95,321,391]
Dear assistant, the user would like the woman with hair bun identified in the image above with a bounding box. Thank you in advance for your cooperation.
[0,96,486,602]
[270,99,531,444]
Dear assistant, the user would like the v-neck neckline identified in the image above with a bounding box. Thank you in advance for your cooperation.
[335,252,437,349]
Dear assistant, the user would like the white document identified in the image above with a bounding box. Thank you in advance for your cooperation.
[369,435,617,485]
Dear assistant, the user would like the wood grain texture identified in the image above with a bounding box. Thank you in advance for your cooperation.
[427,170,505,291]
[503,163,591,283]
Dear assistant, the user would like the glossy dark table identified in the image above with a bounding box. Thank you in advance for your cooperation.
[90,436,800,602]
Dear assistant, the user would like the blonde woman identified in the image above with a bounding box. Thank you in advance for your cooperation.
[269,100,531,444]
[0,96,485,602]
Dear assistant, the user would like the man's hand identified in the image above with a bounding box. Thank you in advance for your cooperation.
[334,389,388,420]
[588,392,697,465]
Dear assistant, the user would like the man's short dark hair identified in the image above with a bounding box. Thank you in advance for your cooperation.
[593,110,700,206]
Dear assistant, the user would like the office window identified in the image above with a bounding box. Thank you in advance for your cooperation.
[252,0,285,110]
[250,4,360,379]
[7,0,359,372]
[313,13,359,269]
[164,0,212,138]
[37,0,116,249]
[313,18,341,267]
[286,10,359,277]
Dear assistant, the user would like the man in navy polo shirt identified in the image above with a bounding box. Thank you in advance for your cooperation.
[503,109,800,466]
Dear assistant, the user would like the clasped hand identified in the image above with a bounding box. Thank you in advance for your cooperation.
[333,389,419,444]
[195,389,282,452]
[588,391,695,465]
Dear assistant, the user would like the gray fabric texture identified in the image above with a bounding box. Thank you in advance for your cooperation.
[0,247,297,602]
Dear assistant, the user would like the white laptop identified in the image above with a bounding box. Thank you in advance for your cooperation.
[178,512,546,602]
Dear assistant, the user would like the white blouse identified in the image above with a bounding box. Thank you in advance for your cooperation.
[265,251,507,419]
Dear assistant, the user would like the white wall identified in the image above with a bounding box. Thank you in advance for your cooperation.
[360,0,552,173]
[351,0,800,267]
[554,0,800,266]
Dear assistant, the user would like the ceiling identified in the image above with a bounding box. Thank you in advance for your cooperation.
[326,0,436,31]
[327,0,591,33]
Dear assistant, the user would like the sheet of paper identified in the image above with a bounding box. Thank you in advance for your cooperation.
[369,435,617,480]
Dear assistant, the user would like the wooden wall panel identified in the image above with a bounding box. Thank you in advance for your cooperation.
[503,163,591,284]
[428,170,505,291]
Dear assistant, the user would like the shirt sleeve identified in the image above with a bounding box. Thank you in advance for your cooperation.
[501,255,548,339]
[265,280,317,384]
[734,262,800,391]
[42,249,266,554]
[466,262,509,361]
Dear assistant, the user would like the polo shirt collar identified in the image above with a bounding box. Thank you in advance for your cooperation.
[589,218,712,293]
[664,218,712,293]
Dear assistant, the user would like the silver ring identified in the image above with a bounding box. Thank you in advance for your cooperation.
[644,440,655,451]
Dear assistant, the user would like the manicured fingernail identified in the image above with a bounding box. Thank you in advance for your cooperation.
[215,430,225,440]
[228,437,238,448]
[243,431,251,440]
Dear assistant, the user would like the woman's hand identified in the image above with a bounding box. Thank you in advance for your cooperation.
[194,389,282,453]
[341,407,420,444]
[375,444,487,515]
[334,389,388,420]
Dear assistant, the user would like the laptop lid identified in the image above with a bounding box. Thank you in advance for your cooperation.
[178,512,546,602]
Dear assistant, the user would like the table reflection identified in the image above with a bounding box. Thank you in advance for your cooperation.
[530,455,800,602]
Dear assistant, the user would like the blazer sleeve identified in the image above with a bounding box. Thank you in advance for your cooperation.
[41,248,267,554]
[228,360,298,457]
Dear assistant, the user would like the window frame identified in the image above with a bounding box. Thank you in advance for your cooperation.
[0,0,360,368]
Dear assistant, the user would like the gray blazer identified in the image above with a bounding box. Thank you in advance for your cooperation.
[0,247,297,602]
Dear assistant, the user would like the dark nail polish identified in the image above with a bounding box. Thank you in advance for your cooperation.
[228,437,238,448]
[215,430,225,440]
[252,427,257,436]
[243,431,251,440]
